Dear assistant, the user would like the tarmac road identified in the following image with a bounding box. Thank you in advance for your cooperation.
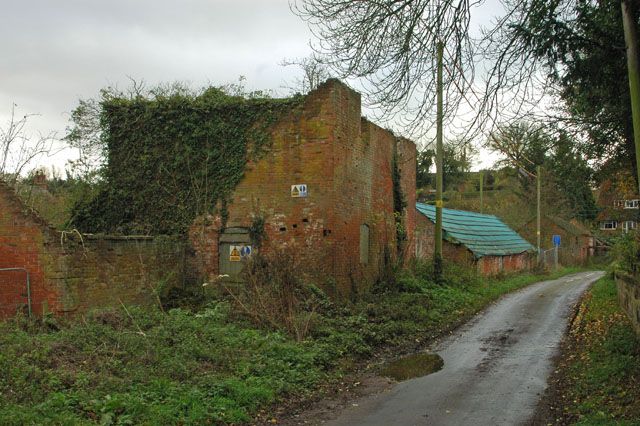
[327,271,605,426]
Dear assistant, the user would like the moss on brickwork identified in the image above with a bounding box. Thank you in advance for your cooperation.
[69,87,304,235]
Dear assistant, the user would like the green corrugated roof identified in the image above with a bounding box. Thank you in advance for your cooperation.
[416,203,535,258]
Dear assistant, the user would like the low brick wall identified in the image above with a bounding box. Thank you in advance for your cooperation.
[44,234,188,315]
[616,273,640,336]
[0,181,189,318]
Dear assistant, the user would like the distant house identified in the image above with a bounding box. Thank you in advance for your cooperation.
[519,215,594,265]
[595,177,640,234]
[597,198,639,233]
[415,203,534,275]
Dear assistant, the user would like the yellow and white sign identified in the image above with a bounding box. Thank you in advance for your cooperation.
[229,245,241,262]
[230,245,252,262]
[291,184,307,198]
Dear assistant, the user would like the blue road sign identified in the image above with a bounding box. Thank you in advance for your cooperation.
[552,235,561,247]
[240,245,252,257]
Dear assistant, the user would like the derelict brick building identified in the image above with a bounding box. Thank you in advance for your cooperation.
[189,80,417,296]
[0,79,416,317]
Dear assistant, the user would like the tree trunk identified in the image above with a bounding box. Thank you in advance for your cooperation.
[622,0,640,195]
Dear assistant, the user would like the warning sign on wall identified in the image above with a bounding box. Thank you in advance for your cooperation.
[229,246,241,262]
[230,245,252,262]
[291,184,307,198]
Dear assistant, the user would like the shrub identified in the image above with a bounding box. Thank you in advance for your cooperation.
[610,233,640,275]
[220,248,329,341]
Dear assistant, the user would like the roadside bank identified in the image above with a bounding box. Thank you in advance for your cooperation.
[534,274,640,425]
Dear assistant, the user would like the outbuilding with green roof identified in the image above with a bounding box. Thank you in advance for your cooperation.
[415,203,535,275]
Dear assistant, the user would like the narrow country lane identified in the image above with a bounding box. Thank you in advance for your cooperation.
[327,271,606,426]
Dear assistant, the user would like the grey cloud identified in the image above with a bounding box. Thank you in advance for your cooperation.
[0,0,312,148]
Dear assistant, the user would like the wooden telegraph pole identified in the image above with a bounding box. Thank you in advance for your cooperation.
[537,165,542,263]
[479,171,484,214]
[434,41,444,282]
[621,0,640,194]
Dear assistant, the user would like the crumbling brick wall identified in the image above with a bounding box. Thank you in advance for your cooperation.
[0,181,187,318]
[397,136,417,262]
[519,218,591,266]
[45,234,187,314]
[190,80,417,296]
[0,180,53,317]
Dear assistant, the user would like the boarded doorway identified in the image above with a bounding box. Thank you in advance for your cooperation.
[218,227,252,281]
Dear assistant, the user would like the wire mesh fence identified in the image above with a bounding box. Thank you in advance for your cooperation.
[539,247,559,270]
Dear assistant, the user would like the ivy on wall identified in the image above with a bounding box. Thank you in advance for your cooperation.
[69,86,304,235]
[392,145,408,257]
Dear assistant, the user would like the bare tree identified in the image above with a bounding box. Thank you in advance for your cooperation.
[294,0,479,139]
[292,0,584,144]
[486,122,553,176]
[0,104,57,184]
[65,77,151,178]
[280,56,332,93]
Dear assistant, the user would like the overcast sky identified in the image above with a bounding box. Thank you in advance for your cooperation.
[1,0,498,173]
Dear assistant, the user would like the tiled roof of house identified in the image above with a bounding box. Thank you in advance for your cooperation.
[416,202,535,258]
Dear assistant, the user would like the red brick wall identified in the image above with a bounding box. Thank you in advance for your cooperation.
[0,181,187,318]
[415,212,435,260]
[0,181,54,316]
[519,218,591,265]
[188,214,222,284]
[478,256,502,275]
[190,80,417,296]
[476,253,531,275]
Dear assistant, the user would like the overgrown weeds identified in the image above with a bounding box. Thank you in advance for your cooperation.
[0,262,588,424]
[220,250,330,341]
[0,303,328,425]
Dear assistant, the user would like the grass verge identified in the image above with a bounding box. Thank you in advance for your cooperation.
[543,274,640,424]
[0,265,587,425]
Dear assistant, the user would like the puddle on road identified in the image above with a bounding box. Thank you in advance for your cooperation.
[380,353,444,381]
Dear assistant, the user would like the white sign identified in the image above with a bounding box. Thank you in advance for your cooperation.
[291,184,308,198]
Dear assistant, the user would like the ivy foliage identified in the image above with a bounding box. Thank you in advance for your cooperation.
[69,85,304,234]
[392,148,407,256]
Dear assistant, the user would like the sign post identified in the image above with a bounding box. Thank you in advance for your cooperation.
[552,235,560,270]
